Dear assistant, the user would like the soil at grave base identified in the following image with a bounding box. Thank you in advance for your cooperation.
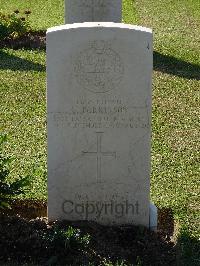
[0,200,177,266]
[0,31,46,50]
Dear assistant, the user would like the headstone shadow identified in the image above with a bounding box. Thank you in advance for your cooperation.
[154,51,200,80]
[175,230,200,265]
[0,50,45,72]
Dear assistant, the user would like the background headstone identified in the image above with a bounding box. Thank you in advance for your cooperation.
[65,0,122,23]
[47,23,152,227]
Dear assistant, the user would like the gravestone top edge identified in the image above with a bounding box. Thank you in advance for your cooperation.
[47,22,152,34]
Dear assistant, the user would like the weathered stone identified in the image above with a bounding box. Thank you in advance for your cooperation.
[65,0,122,23]
[47,23,153,227]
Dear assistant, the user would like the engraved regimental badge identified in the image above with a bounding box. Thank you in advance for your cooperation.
[74,40,124,93]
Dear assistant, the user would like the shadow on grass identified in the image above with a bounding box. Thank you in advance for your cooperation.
[0,50,45,72]
[1,46,199,80]
[154,51,200,80]
[176,231,200,266]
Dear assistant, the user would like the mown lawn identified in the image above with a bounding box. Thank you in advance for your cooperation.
[0,0,199,265]
[135,0,200,264]
[0,0,64,30]
[0,49,47,199]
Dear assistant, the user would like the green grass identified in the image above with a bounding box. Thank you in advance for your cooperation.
[0,49,47,199]
[0,0,64,30]
[122,0,138,24]
[134,0,200,264]
[0,0,199,265]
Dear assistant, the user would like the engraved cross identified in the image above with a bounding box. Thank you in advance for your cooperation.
[82,132,116,183]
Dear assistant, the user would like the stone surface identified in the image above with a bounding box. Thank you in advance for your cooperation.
[65,0,122,23]
[150,203,158,231]
[47,23,153,227]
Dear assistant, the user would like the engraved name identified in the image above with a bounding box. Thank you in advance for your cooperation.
[49,97,150,129]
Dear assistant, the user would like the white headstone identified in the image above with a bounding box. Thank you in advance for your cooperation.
[47,23,152,227]
[65,0,122,23]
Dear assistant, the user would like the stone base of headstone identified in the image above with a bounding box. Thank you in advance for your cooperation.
[149,203,158,231]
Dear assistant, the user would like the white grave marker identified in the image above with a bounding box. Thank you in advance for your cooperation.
[65,0,122,23]
[47,23,153,227]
